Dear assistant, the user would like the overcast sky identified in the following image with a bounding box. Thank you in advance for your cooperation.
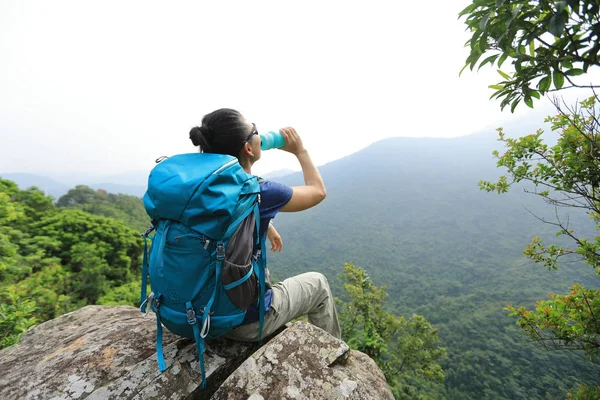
[0,1,576,180]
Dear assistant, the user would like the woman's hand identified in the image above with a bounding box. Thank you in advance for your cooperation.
[267,224,283,252]
[279,127,306,155]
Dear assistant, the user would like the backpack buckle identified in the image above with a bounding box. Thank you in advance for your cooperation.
[216,242,225,261]
[141,225,155,238]
[186,308,197,325]
[152,294,162,312]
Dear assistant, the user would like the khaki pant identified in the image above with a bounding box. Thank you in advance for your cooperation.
[225,272,341,341]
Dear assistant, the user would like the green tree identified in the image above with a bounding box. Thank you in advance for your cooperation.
[460,0,600,111]
[338,263,446,399]
[57,185,149,232]
[0,179,144,325]
[0,289,37,349]
[460,0,600,396]
[479,99,600,359]
[31,209,143,285]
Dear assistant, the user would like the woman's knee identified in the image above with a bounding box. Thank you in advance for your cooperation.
[302,271,325,282]
[303,272,330,291]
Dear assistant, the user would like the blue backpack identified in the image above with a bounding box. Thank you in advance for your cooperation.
[139,153,267,388]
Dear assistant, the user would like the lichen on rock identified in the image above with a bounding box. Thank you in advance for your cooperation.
[0,306,392,400]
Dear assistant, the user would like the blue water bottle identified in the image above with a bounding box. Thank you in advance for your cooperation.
[260,131,286,150]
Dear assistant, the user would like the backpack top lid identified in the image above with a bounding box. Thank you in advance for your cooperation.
[143,153,260,239]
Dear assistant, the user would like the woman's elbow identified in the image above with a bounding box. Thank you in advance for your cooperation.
[316,188,327,203]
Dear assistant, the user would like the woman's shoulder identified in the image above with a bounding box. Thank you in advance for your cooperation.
[258,180,293,205]
[259,179,290,192]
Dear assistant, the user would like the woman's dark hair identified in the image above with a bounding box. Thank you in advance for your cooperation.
[189,108,249,157]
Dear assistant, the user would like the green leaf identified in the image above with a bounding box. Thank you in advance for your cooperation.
[538,75,551,91]
[529,40,535,56]
[549,11,567,37]
[478,54,500,70]
[479,33,489,52]
[565,68,585,76]
[489,84,505,90]
[459,62,470,76]
[458,3,476,17]
[524,96,534,108]
[511,98,521,113]
[562,60,573,69]
[553,70,565,89]
[496,0,505,7]
[498,69,511,80]
[480,12,492,30]
[497,52,509,68]
[556,0,567,14]
[515,61,522,72]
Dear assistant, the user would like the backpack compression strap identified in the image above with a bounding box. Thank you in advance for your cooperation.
[140,224,155,306]
[252,205,266,342]
[140,236,149,306]
[190,239,224,389]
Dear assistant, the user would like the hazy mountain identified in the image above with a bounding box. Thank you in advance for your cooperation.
[0,173,148,199]
[260,168,296,180]
[89,183,147,198]
[266,131,599,399]
[0,173,70,199]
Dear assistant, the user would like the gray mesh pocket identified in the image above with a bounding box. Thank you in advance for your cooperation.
[222,260,258,310]
[222,213,258,310]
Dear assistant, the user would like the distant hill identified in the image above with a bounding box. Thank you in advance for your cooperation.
[0,173,70,199]
[89,183,146,198]
[261,168,296,180]
[0,173,147,199]
[267,131,600,399]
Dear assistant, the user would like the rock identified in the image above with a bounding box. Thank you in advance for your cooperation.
[0,307,392,400]
[0,305,255,400]
[211,321,394,400]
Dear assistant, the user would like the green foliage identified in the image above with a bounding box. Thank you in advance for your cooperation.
[462,1,600,395]
[460,0,600,111]
[507,283,600,360]
[57,185,150,233]
[481,98,600,270]
[480,100,600,362]
[478,99,600,396]
[0,178,146,347]
[31,209,143,285]
[338,263,446,399]
[569,384,600,399]
[98,279,144,307]
[0,289,37,349]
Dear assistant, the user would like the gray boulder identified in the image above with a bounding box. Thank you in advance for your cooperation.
[212,321,394,400]
[0,305,255,399]
[0,306,393,400]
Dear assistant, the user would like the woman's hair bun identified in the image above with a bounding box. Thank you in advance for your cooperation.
[189,125,211,151]
[189,126,201,146]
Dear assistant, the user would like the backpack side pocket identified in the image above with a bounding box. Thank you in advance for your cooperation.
[222,260,258,310]
[222,212,258,310]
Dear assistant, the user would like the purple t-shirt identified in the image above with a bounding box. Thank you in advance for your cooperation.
[241,180,293,325]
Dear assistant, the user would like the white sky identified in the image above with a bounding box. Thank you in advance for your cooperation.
[0,0,579,179]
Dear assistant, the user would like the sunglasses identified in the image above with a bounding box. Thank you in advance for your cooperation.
[246,123,259,142]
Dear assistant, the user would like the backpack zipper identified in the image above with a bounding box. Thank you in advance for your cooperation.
[212,159,238,175]
[174,233,211,249]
